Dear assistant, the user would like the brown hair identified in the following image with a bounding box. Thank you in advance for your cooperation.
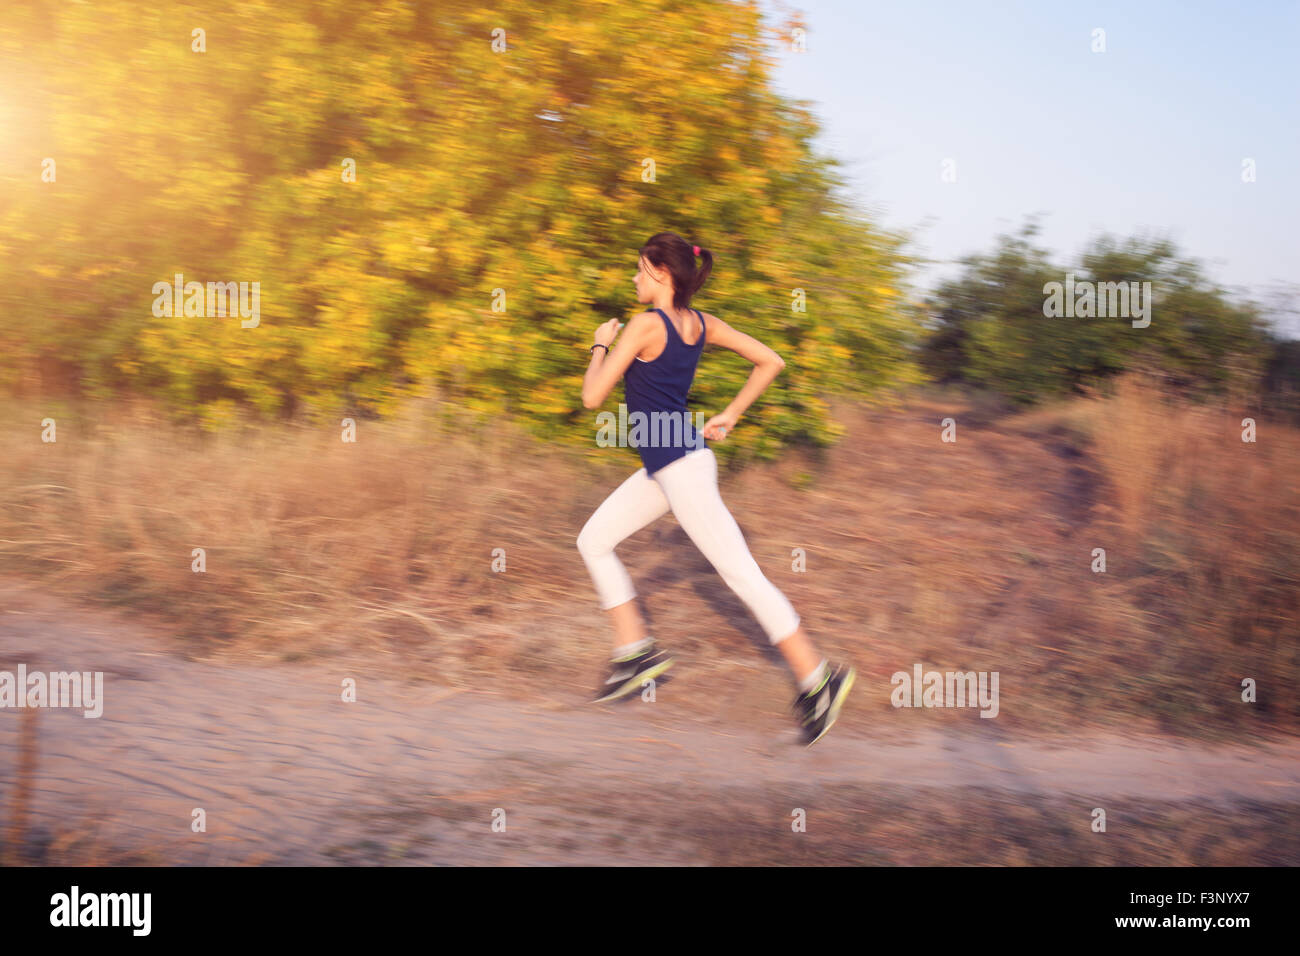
[639,232,713,312]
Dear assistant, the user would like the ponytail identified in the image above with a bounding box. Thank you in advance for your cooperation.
[640,232,713,312]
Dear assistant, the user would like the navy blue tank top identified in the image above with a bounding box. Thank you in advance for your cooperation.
[623,307,708,476]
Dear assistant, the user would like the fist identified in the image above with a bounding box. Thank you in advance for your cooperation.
[701,412,737,441]
[593,318,622,348]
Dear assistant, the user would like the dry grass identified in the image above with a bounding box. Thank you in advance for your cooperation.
[1063,373,1300,732]
[1,374,1296,737]
[1,396,604,680]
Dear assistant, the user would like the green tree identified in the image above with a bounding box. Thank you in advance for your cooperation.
[922,219,1271,403]
[0,0,921,463]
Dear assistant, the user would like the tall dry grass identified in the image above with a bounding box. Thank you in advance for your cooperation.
[0,396,612,679]
[1069,373,1300,730]
[1,376,1296,736]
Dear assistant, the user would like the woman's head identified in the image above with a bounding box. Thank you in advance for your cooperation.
[634,232,713,312]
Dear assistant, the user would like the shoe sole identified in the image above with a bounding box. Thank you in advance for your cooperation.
[593,658,675,703]
[804,667,856,747]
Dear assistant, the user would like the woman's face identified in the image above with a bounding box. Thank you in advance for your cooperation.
[634,255,668,304]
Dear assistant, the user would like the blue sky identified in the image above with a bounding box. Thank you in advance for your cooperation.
[764,0,1300,332]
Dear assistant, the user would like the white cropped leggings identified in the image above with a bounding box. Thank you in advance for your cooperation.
[576,446,800,644]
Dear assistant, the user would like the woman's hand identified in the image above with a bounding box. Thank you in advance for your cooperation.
[701,411,738,441]
[593,318,623,348]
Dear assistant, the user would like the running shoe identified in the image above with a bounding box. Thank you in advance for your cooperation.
[593,643,675,703]
[792,663,856,746]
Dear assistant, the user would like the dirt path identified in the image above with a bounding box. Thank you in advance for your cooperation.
[2,577,1298,865]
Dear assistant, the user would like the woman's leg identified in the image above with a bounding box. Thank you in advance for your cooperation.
[773,628,825,685]
[652,448,825,687]
[576,466,672,653]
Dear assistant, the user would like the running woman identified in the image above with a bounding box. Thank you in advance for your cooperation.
[577,232,855,746]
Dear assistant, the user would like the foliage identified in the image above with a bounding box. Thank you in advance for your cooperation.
[0,0,921,463]
[919,218,1272,404]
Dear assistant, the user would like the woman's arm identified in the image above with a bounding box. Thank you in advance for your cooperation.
[581,312,655,409]
[699,313,786,436]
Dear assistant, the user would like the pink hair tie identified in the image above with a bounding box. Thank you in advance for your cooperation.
[693,245,701,256]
